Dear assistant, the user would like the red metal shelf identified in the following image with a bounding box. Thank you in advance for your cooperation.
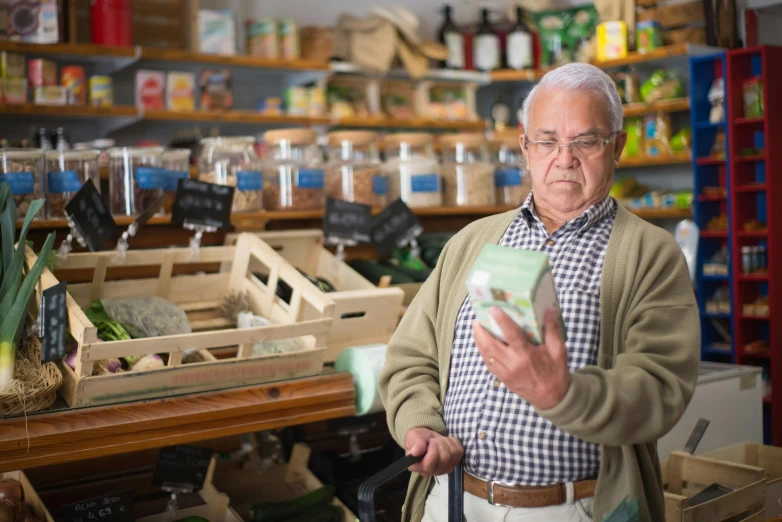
[698,193,728,202]
[736,155,766,163]
[765,395,773,404]
[741,351,771,359]
[735,184,767,193]
[737,230,768,237]
[696,156,728,166]
[734,116,765,125]
[737,274,770,282]
[739,314,770,321]
[700,230,729,238]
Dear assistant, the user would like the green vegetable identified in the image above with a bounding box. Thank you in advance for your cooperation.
[250,485,334,522]
[84,301,131,342]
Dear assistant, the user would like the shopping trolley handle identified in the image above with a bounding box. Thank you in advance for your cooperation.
[358,455,463,522]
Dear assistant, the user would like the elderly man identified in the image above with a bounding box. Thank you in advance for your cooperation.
[378,62,699,522]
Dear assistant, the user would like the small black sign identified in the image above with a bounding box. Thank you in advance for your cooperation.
[40,282,68,363]
[368,199,422,257]
[61,489,134,522]
[171,179,234,229]
[152,445,213,490]
[65,180,117,252]
[323,198,371,243]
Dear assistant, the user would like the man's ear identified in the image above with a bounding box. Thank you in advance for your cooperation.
[613,130,628,166]
[519,133,530,165]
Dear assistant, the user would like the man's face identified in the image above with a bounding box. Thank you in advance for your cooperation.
[520,88,626,216]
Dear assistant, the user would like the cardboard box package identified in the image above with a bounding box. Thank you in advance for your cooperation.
[135,70,165,110]
[2,78,27,104]
[199,69,232,110]
[34,85,67,105]
[198,9,237,56]
[28,58,56,87]
[0,52,25,78]
[166,72,196,111]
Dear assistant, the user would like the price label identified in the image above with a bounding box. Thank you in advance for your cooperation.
[40,282,68,363]
[65,180,117,252]
[368,199,422,257]
[61,489,134,522]
[152,445,213,490]
[171,179,234,229]
[323,198,371,243]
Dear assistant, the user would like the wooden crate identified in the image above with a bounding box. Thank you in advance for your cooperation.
[225,230,404,361]
[1,471,55,522]
[662,451,766,522]
[28,233,335,407]
[636,0,704,29]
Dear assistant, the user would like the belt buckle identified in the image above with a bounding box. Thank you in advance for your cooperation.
[487,480,510,508]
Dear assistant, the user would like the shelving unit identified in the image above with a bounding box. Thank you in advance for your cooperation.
[727,45,782,444]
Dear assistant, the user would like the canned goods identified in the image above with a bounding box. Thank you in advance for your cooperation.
[62,66,86,105]
[89,75,113,107]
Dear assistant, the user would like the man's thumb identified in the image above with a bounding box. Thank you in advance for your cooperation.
[405,428,431,456]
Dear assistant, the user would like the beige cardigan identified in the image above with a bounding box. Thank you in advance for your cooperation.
[378,204,700,522]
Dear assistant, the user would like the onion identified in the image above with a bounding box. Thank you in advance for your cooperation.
[0,500,18,522]
[0,481,21,503]
[131,354,164,372]
[64,349,78,370]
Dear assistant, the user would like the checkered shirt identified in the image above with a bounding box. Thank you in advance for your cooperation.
[443,192,616,486]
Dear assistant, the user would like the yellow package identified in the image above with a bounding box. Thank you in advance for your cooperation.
[596,22,627,62]
[644,112,672,157]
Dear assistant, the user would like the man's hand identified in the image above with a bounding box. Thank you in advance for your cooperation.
[404,427,464,476]
[473,307,570,410]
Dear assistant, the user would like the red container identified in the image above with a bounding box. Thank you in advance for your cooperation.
[90,0,132,46]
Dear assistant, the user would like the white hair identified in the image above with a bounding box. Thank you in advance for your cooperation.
[521,62,624,133]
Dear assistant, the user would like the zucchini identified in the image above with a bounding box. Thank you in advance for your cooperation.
[250,485,334,522]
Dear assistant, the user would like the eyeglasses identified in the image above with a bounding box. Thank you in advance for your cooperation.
[524,131,619,159]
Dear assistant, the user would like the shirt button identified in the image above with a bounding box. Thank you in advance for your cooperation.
[478,431,487,440]
[547,239,556,247]
[493,379,501,388]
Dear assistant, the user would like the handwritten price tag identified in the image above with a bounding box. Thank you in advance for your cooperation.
[61,489,134,522]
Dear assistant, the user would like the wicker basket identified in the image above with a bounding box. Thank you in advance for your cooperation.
[0,337,63,417]
[300,26,334,63]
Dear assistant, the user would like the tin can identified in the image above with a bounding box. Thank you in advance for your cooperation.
[89,75,113,107]
[62,66,86,105]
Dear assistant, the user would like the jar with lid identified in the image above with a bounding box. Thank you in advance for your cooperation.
[490,135,531,206]
[162,148,191,213]
[0,149,45,219]
[199,137,263,213]
[440,133,495,207]
[109,147,166,216]
[262,129,325,210]
[326,131,387,207]
[45,150,101,218]
[382,133,442,208]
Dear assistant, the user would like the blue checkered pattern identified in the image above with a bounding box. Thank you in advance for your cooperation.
[443,192,616,486]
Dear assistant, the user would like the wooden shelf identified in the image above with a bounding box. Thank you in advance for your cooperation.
[627,208,692,219]
[593,43,693,69]
[0,103,137,118]
[0,372,355,473]
[0,41,136,59]
[142,109,333,126]
[489,69,542,83]
[618,153,691,168]
[337,116,486,131]
[622,98,690,118]
[143,47,329,71]
[696,156,727,166]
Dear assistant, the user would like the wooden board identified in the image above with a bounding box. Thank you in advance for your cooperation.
[636,1,704,29]
[1,471,55,522]
[664,27,707,46]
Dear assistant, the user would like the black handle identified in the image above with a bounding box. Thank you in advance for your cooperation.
[358,455,463,522]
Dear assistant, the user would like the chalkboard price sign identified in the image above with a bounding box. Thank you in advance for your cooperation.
[323,198,371,243]
[171,179,234,229]
[368,199,422,257]
[61,489,134,522]
[152,445,213,490]
[40,282,68,363]
[65,180,117,252]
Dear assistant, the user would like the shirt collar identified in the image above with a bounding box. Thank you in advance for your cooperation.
[520,192,615,233]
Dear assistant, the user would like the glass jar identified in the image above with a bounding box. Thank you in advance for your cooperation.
[262,129,325,210]
[326,131,387,207]
[490,136,531,206]
[199,137,263,213]
[109,147,166,216]
[382,133,442,208]
[45,150,101,219]
[440,133,495,207]
[162,148,191,214]
[0,149,45,220]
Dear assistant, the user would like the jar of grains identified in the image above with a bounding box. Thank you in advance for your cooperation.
[325,131,387,207]
[109,147,166,216]
[439,133,495,207]
[262,129,325,211]
[44,150,101,218]
[490,135,531,206]
[199,137,263,213]
[162,148,191,213]
[0,149,45,219]
[382,133,442,208]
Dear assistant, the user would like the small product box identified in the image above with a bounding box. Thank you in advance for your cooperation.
[89,75,113,107]
[0,52,25,78]
[28,58,57,87]
[166,71,196,111]
[467,244,567,345]
[636,20,663,53]
[34,85,67,105]
[199,69,233,110]
[198,9,237,56]
[596,21,627,62]
[2,77,27,104]
[135,70,166,110]
[62,65,86,105]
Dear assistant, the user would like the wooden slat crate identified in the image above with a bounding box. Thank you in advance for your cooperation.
[225,230,404,361]
[662,451,765,522]
[28,233,335,407]
[1,471,55,522]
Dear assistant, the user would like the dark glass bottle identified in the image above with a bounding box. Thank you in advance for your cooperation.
[473,8,500,72]
[437,5,464,69]
[506,6,533,70]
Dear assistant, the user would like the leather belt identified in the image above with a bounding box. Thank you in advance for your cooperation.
[463,472,597,508]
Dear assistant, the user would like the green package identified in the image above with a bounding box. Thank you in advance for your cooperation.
[532,5,598,67]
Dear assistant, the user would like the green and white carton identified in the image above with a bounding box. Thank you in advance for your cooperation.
[467,244,567,345]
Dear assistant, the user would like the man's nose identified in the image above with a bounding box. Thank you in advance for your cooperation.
[554,144,579,168]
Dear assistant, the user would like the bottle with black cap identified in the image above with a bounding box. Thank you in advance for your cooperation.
[506,5,533,70]
[473,8,500,72]
[437,4,464,69]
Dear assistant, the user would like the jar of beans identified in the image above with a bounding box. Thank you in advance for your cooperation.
[45,150,101,219]
[262,129,325,211]
[109,147,166,217]
[0,149,45,220]
[440,133,495,207]
[326,131,387,208]
[199,137,263,213]
[490,135,531,207]
[383,133,442,208]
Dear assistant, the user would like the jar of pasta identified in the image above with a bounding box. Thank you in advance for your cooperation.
[45,150,101,218]
[262,129,325,210]
[326,131,387,207]
[0,149,45,219]
[383,133,442,208]
[440,133,494,207]
[109,147,166,217]
[199,137,263,213]
[490,135,531,207]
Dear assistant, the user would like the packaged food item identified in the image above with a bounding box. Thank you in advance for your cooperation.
[199,136,263,213]
[0,148,45,219]
[198,9,237,56]
[89,75,113,107]
[635,20,663,53]
[9,0,58,43]
[135,70,165,110]
[109,147,166,216]
[28,58,56,87]
[710,130,727,159]
[259,96,283,115]
[199,69,233,110]
[166,72,196,111]
[743,77,764,118]
[440,133,495,207]
[0,52,24,78]
[325,131,387,207]
[1,77,26,104]
[34,85,67,105]
[490,134,531,206]
[640,70,682,103]
[61,65,86,105]
[309,86,326,117]
[44,149,100,218]
[596,21,627,62]
[262,129,325,211]
[614,69,641,104]
[285,86,308,116]
[278,18,299,60]
[102,296,192,338]
[467,244,567,345]
[670,127,691,153]
[430,85,470,120]
[622,117,644,159]
[246,18,277,58]
[532,5,599,66]
[382,133,442,208]
[708,78,725,123]
[643,112,672,157]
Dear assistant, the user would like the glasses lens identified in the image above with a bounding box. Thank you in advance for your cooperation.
[572,138,603,157]
[532,141,558,157]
